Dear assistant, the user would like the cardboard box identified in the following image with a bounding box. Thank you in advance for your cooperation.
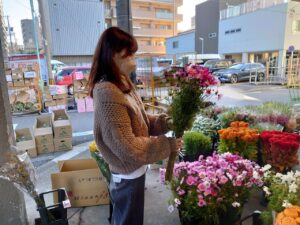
[52,110,72,138]
[13,79,24,87]
[6,75,12,82]
[55,99,67,106]
[52,93,68,100]
[44,94,53,101]
[33,115,54,146]
[24,71,36,78]
[37,143,55,155]
[7,82,13,87]
[76,98,86,113]
[85,97,94,112]
[51,158,109,207]
[74,80,88,92]
[12,70,23,80]
[15,128,37,157]
[54,138,72,151]
[24,78,35,86]
[45,100,56,107]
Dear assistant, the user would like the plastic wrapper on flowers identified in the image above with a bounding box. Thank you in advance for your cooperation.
[165,64,220,182]
[161,152,264,225]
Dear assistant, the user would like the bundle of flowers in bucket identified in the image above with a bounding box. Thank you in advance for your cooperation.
[261,169,300,225]
[165,64,220,181]
[274,206,300,225]
[218,121,259,161]
[260,131,300,173]
[162,152,263,225]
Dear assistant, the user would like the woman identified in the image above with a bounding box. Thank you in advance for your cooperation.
[88,27,180,225]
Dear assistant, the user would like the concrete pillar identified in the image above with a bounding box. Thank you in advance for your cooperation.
[0,37,28,225]
[242,52,249,63]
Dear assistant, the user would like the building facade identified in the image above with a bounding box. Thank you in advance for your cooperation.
[166,29,195,55]
[21,18,43,52]
[195,0,219,55]
[104,0,183,54]
[218,0,300,66]
[39,0,105,65]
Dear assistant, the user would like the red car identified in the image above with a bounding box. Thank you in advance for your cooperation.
[55,66,90,94]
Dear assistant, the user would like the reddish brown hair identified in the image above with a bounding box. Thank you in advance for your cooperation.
[88,27,138,97]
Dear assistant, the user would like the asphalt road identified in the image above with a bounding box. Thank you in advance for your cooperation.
[12,83,292,147]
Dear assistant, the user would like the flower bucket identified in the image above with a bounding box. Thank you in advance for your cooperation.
[35,189,69,225]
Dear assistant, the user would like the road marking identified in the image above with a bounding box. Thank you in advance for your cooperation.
[13,123,18,129]
[72,130,93,137]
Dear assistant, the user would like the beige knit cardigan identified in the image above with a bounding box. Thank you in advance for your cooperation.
[93,81,175,174]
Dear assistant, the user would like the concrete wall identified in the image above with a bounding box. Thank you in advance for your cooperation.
[219,3,288,54]
[166,30,195,54]
[195,0,219,54]
[219,0,248,11]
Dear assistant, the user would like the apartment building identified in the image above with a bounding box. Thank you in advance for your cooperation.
[21,18,43,51]
[0,0,8,60]
[104,0,183,54]
[219,0,300,67]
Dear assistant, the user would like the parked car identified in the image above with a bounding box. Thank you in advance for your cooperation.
[55,66,90,94]
[213,63,265,83]
[203,59,233,73]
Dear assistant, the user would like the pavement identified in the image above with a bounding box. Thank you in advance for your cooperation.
[24,141,266,225]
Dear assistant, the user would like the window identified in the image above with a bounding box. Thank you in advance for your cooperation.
[173,41,178,48]
[140,40,151,46]
[140,23,151,28]
[57,69,73,77]
[156,24,171,30]
[139,6,150,11]
[292,20,300,32]
[208,32,217,38]
[225,31,230,35]
[225,28,241,35]
[235,28,241,33]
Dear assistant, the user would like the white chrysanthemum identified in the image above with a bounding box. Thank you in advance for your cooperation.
[289,182,298,193]
[262,164,272,172]
[232,202,240,208]
[263,186,271,196]
[282,200,292,208]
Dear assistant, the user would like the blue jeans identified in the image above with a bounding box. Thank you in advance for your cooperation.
[109,174,146,225]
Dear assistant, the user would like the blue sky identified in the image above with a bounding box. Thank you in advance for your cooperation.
[3,0,205,45]
[3,0,38,45]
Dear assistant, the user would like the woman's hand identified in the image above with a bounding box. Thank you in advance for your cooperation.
[175,138,183,152]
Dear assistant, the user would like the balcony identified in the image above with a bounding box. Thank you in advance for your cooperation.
[132,9,181,21]
[220,0,289,20]
[133,27,174,37]
[132,0,183,5]
[137,45,166,54]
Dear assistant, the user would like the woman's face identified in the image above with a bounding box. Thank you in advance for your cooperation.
[113,50,136,76]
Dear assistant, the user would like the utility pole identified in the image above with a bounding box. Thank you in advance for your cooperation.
[29,0,44,91]
[5,16,13,52]
[38,0,53,85]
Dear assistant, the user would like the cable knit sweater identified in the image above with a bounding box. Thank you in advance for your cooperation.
[93,81,176,174]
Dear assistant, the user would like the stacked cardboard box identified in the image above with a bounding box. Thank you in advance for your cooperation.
[52,109,73,151]
[15,128,37,157]
[73,76,94,113]
[12,68,24,87]
[44,85,68,110]
[33,115,55,155]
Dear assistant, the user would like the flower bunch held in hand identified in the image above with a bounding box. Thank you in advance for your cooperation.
[261,168,300,225]
[165,64,220,181]
[218,121,259,161]
[163,153,263,225]
[260,131,300,173]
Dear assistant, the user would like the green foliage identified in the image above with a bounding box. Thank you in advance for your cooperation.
[171,81,202,138]
[251,122,284,133]
[260,211,273,225]
[218,139,257,161]
[217,108,239,128]
[245,102,292,117]
[183,131,211,157]
[192,115,221,141]
[90,151,111,184]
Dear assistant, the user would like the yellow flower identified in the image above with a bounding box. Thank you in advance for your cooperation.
[89,141,98,152]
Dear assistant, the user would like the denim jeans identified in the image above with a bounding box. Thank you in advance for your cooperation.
[109,174,146,225]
